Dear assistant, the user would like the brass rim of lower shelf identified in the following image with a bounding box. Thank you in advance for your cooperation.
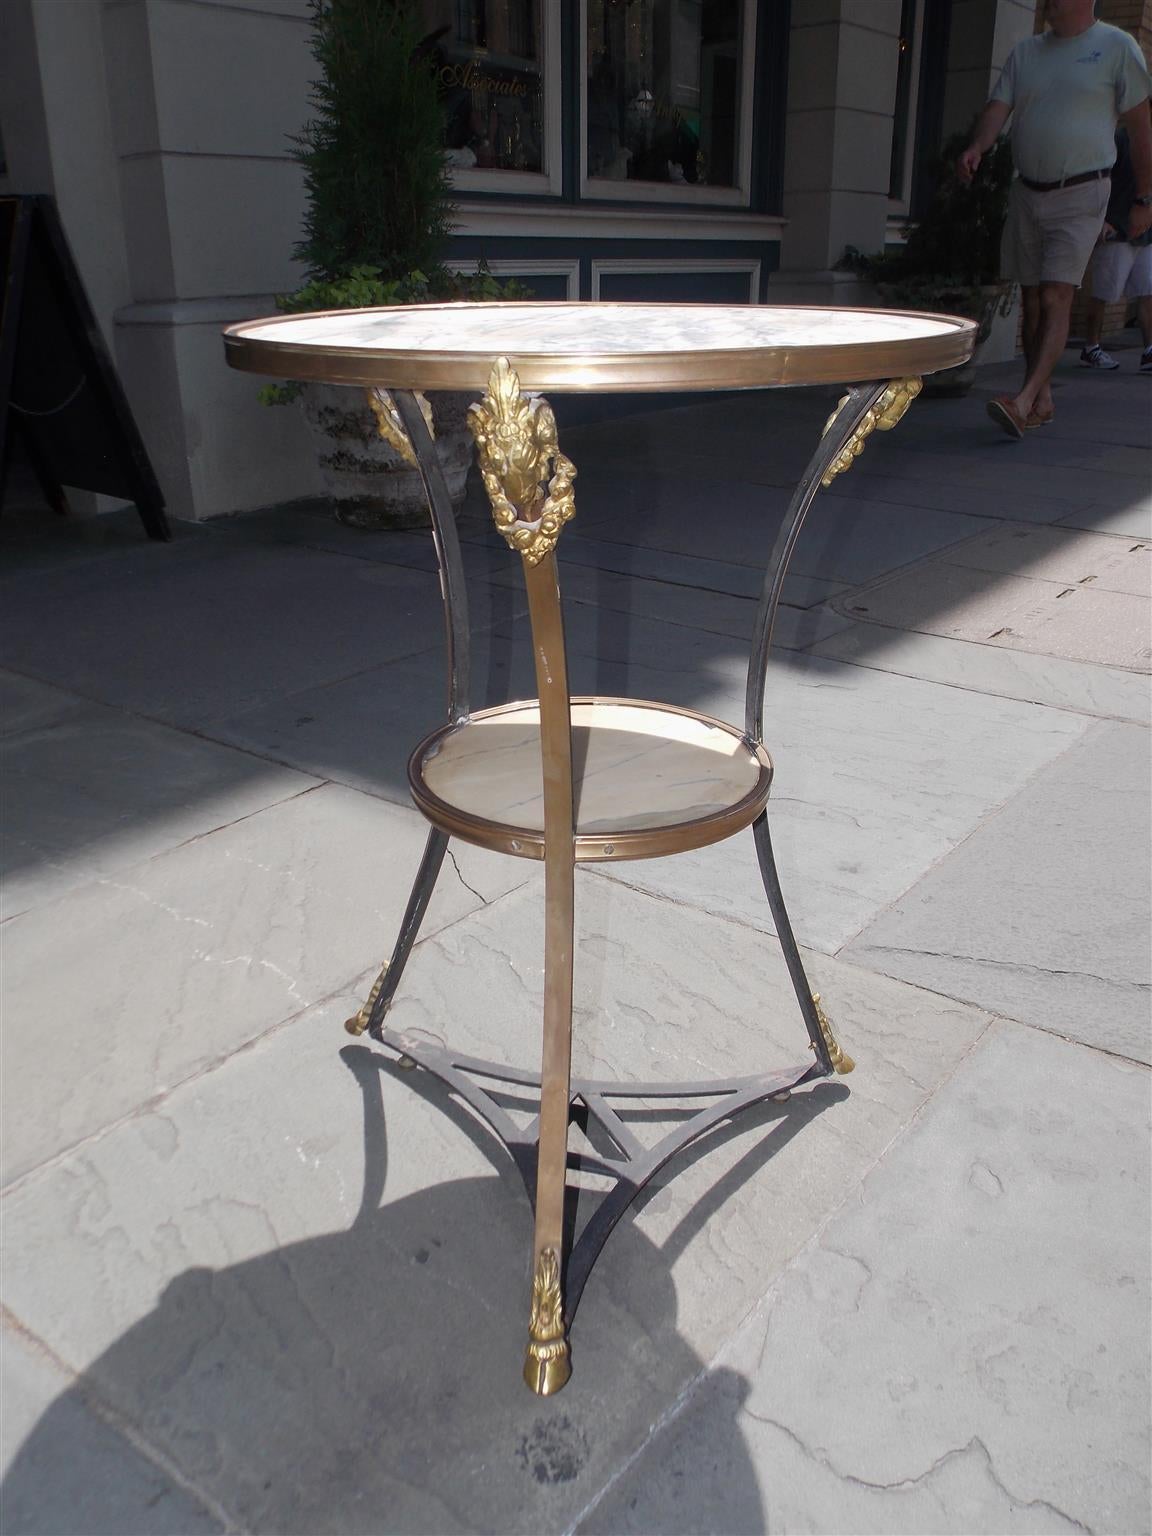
[407,696,775,863]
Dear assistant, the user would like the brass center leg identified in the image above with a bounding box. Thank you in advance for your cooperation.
[522,554,575,1395]
[524,842,575,1394]
[467,362,580,1393]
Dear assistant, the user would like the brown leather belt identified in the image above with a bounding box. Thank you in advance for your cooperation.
[1019,168,1110,193]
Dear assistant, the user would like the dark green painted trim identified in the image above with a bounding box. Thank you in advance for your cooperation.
[561,0,579,202]
[751,0,790,213]
[911,0,952,219]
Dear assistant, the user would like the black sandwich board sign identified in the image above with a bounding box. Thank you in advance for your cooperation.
[0,194,169,540]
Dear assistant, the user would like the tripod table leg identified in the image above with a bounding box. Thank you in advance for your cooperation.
[523,832,576,1394]
[344,826,450,1039]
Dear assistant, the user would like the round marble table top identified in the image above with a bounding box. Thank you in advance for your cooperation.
[223,301,978,393]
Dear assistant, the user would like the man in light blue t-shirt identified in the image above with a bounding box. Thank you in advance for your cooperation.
[957,0,1151,438]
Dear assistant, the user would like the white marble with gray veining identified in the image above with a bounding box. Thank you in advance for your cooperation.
[233,302,963,358]
[420,701,766,835]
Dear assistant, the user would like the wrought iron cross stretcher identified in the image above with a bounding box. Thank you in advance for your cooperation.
[224,302,976,1394]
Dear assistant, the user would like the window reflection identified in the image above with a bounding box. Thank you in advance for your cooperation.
[420,1,544,173]
[587,0,742,188]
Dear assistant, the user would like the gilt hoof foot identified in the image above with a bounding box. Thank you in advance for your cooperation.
[523,1340,571,1395]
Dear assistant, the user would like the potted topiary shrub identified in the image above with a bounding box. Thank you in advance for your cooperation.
[843,130,1015,396]
[263,0,527,528]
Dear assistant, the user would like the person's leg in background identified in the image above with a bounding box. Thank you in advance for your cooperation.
[1080,295,1116,365]
[1081,236,1127,369]
[1128,243,1152,370]
[1014,281,1077,420]
[988,180,1110,437]
[1138,294,1152,369]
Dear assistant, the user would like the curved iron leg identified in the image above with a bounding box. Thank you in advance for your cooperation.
[345,387,469,1042]
[345,827,450,1037]
[744,383,891,1072]
[744,382,888,743]
[751,812,833,1071]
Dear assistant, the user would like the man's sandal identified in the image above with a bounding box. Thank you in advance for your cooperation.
[1025,408,1055,429]
[986,396,1026,439]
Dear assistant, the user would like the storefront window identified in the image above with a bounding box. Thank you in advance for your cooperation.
[420,1,544,174]
[586,0,742,188]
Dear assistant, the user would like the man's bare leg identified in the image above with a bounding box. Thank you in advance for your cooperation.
[1010,280,1074,419]
[1082,295,1106,351]
[1019,285,1041,401]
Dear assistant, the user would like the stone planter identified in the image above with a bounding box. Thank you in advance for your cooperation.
[299,384,475,529]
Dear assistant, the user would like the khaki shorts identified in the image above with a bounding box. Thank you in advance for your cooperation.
[1000,177,1111,288]
[1088,238,1152,302]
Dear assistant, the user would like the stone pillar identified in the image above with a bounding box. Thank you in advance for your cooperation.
[770,0,903,305]
[102,0,324,520]
[0,0,325,522]
[940,0,1036,143]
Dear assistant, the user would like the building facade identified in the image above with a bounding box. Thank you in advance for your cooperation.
[0,0,1060,522]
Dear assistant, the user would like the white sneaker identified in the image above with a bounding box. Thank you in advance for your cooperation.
[1080,344,1119,370]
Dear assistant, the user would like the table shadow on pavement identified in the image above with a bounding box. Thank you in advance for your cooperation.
[0,1047,846,1536]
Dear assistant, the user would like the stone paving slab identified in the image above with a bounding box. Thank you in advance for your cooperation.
[0,784,526,1187]
[899,422,1152,480]
[579,1021,1151,1536]
[844,719,1151,1062]
[942,522,1152,595]
[1,679,318,917]
[819,468,1087,524]
[1,352,1148,1536]
[810,621,1152,723]
[204,597,848,811]
[557,470,990,588]
[0,504,216,587]
[210,500,511,582]
[586,651,1087,952]
[487,561,852,649]
[542,531,847,608]
[832,561,1151,669]
[205,629,528,804]
[1054,497,1152,540]
[0,672,93,736]
[572,408,1143,527]
[208,615,1088,955]
[0,878,993,1535]
[0,541,522,729]
[0,1327,224,1536]
[849,447,1142,520]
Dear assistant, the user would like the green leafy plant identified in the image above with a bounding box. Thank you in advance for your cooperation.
[261,0,532,405]
[293,0,452,283]
[842,130,1015,317]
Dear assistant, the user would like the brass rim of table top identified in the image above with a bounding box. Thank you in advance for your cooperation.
[222,302,978,393]
[407,696,775,863]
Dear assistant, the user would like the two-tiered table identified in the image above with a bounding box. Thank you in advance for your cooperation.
[224,302,976,1393]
